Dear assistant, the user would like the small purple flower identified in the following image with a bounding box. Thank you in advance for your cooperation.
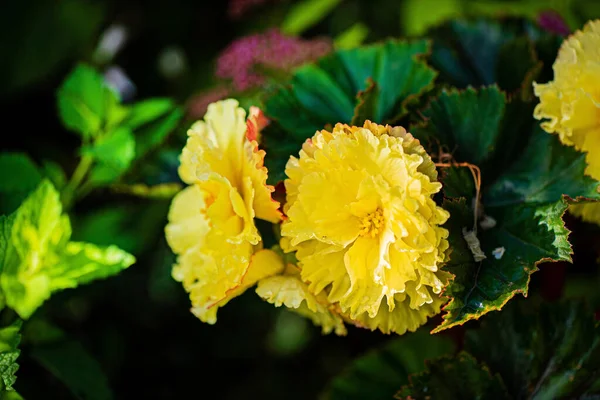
[538,10,571,37]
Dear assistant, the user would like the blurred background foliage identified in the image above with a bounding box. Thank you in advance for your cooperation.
[2,0,600,398]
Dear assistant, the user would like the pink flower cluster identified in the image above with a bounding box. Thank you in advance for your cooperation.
[216,29,332,91]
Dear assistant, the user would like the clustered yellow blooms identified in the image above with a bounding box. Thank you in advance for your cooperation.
[281,122,451,334]
[165,99,283,323]
[166,99,451,335]
[534,20,600,223]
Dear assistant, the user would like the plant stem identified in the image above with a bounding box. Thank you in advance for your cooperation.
[62,154,93,210]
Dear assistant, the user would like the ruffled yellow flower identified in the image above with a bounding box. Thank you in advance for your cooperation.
[166,99,282,323]
[533,20,600,223]
[281,121,451,335]
[256,259,347,336]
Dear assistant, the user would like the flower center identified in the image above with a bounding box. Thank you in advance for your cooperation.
[359,208,384,238]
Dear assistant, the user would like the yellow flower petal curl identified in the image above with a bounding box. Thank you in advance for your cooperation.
[533,20,600,224]
[281,121,451,335]
[165,99,282,323]
[256,264,347,336]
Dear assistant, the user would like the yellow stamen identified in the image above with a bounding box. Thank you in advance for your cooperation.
[359,208,384,238]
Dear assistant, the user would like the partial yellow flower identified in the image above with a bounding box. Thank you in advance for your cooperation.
[256,260,347,336]
[281,121,451,335]
[533,20,600,223]
[165,99,282,323]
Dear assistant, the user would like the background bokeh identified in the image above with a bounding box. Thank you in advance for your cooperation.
[2,0,600,398]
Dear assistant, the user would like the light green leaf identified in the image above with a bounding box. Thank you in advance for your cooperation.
[84,127,136,185]
[0,180,135,319]
[32,340,114,400]
[324,328,455,400]
[401,0,461,36]
[0,153,42,215]
[48,242,134,290]
[0,320,22,393]
[396,351,510,399]
[410,87,600,332]
[57,64,120,138]
[333,23,369,50]
[263,39,435,183]
[281,0,341,35]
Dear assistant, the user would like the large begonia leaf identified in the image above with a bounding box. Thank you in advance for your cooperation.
[398,299,600,399]
[411,86,600,332]
[263,39,436,183]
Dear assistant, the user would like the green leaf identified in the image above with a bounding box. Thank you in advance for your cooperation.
[333,23,369,50]
[32,340,114,400]
[40,160,67,191]
[397,351,510,399]
[427,18,546,94]
[48,242,134,291]
[400,0,461,36]
[412,86,506,165]
[121,98,175,130]
[281,0,341,35]
[0,153,42,215]
[263,39,436,183]
[131,107,183,161]
[410,87,600,332]
[84,127,136,185]
[0,0,104,97]
[0,321,22,393]
[109,183,182,199]
[57,64,120,138]
[0,180,135,319]
[324,328,455,400]
[465,298,600,399]
[350,78,379,126]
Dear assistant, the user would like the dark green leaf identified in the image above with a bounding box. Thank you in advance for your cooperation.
[428,18,547,94]
[396,351,510,400]
[411,87,600,332]
[0,153,42,215]
[40,160,67,192]
[263,39,436,183]
[32,340,113,400]
[465,298,600,399]
[412,86,505,165]
[0,0,104,97]
[84,127,136,185]
[57,64,120,138]
[324,328,455,400]
[350,78,379,126]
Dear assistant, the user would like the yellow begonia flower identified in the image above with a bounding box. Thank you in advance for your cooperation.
[281,121,451,335]
[256,263,347,336]
[165,99,282,323]
[533,20,600,223]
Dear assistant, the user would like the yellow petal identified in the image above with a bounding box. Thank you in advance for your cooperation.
[165,185,209,255]
[257,266,347,335]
